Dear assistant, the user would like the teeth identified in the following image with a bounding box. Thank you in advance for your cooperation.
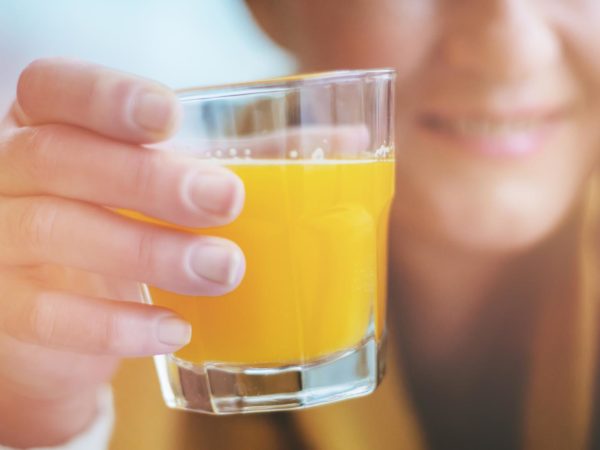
[451,119,541,136]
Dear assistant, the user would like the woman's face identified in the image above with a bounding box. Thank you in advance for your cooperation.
[252,0,600,255]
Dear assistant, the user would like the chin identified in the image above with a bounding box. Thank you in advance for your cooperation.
[437,209,570,256]
[392,170,581,257]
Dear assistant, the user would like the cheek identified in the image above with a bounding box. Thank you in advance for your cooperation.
[551,4,600,107]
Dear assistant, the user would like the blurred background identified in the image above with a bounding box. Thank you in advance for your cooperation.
[0,0,295,114]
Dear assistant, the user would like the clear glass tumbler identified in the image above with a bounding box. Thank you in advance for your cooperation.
[143,69,395,414]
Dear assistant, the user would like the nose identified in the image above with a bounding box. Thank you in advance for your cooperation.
[440,0,559,80]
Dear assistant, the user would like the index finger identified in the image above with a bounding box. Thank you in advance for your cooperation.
[15,58,181,144]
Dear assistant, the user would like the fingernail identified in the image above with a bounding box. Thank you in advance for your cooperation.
[157,316,192,346]
[132,90,176,133]
[190,172,244,218]
[188,243,243,286]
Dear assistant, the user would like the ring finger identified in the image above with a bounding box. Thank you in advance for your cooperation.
[0,195,245,296]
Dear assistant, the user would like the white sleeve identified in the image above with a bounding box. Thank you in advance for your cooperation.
[0,385,114,450]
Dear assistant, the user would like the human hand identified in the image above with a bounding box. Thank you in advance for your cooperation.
[0,58,245,448]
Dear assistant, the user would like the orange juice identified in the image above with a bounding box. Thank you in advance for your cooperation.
[134,158,393,364]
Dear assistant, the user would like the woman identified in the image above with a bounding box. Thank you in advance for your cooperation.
[1,1,600,449]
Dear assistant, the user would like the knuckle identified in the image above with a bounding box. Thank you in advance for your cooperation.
[133,229,158,278]
[21,125,64,185]
[1,127,34,162]
[129,151,159,199]
[0,131,17,175]
[14,198,60,252]
[97,312,123,354]
[25,293,59,347]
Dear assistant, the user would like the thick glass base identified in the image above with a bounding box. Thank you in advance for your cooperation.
[154,336,383,415]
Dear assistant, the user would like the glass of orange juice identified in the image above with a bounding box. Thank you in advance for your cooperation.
[137,70,395,414]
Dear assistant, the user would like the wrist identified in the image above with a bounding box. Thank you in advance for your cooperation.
[0,387,98,448]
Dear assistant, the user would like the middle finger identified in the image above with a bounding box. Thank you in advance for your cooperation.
[0,124,244,228]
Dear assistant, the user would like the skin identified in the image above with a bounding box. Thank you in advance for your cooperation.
[2,0,600,446]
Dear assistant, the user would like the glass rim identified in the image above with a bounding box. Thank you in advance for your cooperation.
[176,68,396,101]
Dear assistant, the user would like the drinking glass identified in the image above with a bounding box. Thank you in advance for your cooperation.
[140,69,395,414]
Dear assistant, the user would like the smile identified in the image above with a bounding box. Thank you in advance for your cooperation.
[431,118,546,136]
[417,109,569,157]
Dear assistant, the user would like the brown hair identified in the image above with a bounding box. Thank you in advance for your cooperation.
[523,176,600,450]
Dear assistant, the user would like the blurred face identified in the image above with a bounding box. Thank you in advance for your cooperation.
[250,0,600,255]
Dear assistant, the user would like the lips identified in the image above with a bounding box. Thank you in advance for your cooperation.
[416,107,569,157]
